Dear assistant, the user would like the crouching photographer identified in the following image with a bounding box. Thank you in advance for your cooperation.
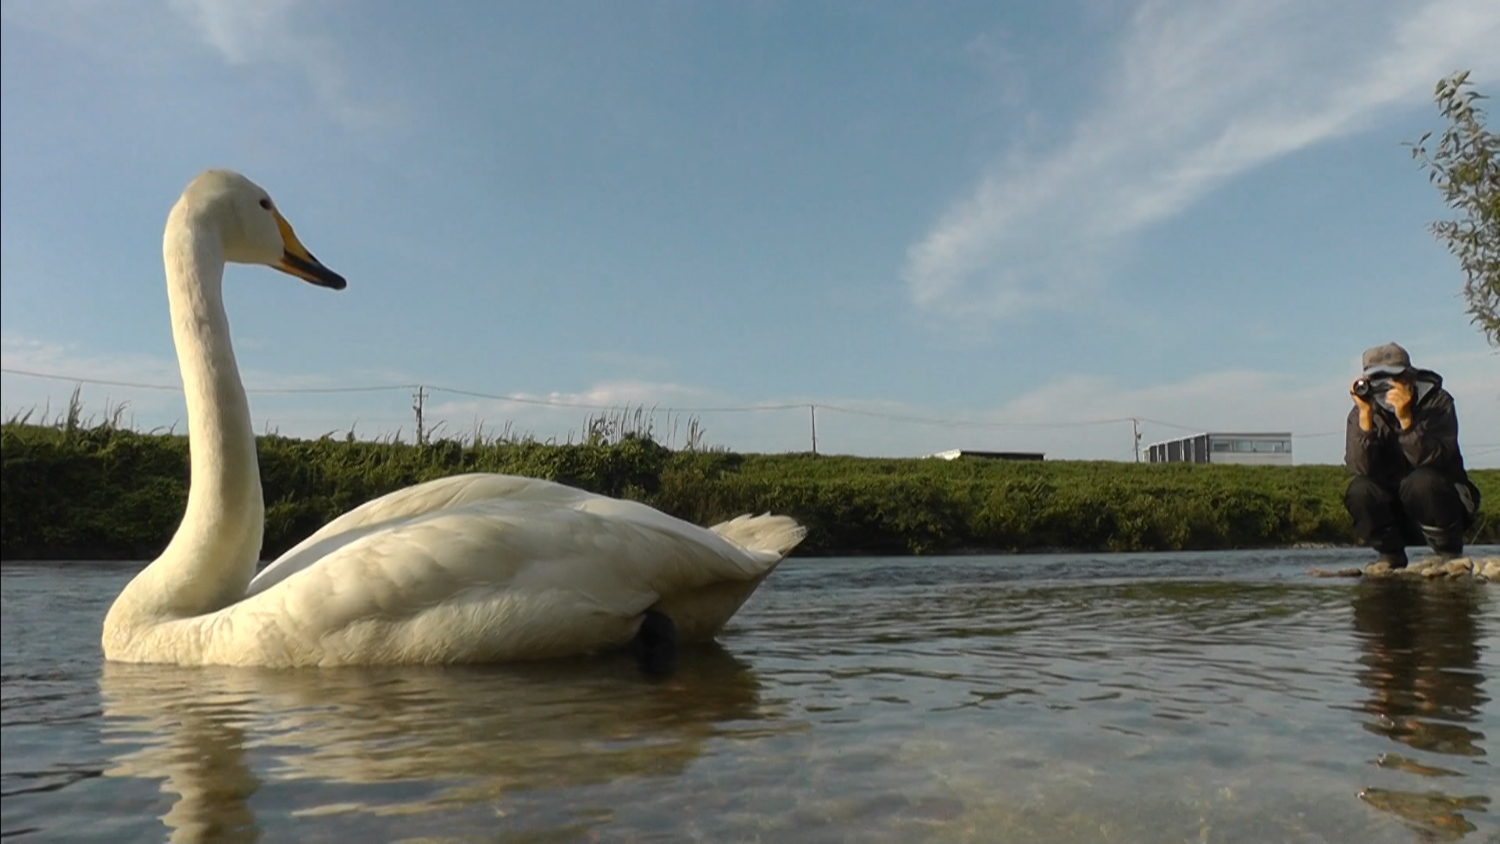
[1344,342,1480,568]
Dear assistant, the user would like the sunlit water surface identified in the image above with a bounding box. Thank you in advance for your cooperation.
[2,551,1497,843]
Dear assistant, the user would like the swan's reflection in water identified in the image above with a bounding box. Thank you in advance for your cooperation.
[1350,579,1491,840]
[100,646,775,842]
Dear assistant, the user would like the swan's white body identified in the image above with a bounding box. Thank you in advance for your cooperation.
[101,170,805,667]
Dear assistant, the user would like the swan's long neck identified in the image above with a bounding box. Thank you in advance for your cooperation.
[104,209,263,646]
[165,215,264,554]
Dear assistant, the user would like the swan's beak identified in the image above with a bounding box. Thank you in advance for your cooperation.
[273,211,346,290]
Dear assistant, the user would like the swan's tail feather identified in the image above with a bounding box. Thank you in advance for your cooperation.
[654,514,806,642]
[710,513,807,559]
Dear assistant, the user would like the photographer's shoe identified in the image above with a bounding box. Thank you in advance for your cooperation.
[1375,549,1409,570]
[1421,524,1464,562]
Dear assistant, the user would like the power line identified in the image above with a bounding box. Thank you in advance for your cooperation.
[251,384,419,395]
[1,367,185,393]
[1133,416,1203,433]
[2,367,817,416]
[0,367,415,395]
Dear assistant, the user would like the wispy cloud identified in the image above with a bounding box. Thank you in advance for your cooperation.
[168,0,393,129]
[0,0,394,130]
[905,0,1500,320]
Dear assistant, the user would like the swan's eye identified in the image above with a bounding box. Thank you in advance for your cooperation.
[259,198,273,211]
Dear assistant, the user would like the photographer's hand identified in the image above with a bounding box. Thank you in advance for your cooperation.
[1350,379,1373,432]
[1386,379,1415,430]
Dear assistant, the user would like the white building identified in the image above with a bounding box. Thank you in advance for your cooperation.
[927,449,1045,462]
[1145,432,1292,466]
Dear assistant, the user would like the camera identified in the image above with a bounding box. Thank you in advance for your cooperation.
[1353,377,1389,399]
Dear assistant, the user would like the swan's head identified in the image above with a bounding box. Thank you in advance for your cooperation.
[175,169,346,290]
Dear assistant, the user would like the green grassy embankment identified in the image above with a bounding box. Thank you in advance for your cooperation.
[2,422,1495,560]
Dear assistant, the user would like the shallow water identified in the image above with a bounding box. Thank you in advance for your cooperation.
[2,550,1497,843]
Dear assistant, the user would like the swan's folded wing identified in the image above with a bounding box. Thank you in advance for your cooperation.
[230,499,781,664]
[249,474,618,597]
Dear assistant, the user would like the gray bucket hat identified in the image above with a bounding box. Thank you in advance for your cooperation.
[1361,342,1412,378]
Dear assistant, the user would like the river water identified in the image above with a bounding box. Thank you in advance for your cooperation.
[2,551,1497,843]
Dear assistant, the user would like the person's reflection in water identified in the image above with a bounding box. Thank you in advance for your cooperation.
[1350,579,1491,840]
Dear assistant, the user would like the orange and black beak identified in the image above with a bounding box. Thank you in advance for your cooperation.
[272,210,346,290]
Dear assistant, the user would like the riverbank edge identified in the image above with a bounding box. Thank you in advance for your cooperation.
[4,423,1496,559]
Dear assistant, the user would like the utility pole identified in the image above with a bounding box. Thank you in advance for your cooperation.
[1132,417,1141,463]
[412,385,427,445]
[809,404,818,455]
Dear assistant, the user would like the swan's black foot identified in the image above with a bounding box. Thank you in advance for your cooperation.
[632,610,678,677]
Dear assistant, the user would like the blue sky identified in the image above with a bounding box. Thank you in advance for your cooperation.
[2,0,1497,465]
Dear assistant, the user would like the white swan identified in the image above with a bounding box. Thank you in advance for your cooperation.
[101,169,806,668]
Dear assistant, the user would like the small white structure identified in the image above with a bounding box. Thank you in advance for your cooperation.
[1145,432,1292,466]
[927,449,1045,462]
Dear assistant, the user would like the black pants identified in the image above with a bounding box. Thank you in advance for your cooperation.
[1345,468,1476,556]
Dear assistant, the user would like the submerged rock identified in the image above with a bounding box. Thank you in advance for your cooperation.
[1307,566,1363,578]
[1357,787,1489,841]
[1374,753,1462,778]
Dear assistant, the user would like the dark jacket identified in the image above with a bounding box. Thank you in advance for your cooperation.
[1345,368,1475,497]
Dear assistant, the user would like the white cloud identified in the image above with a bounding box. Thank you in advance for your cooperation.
[0,0,392,130]
[168,0,391,129]
[169,0,302,65]
[905,0,1500,320]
